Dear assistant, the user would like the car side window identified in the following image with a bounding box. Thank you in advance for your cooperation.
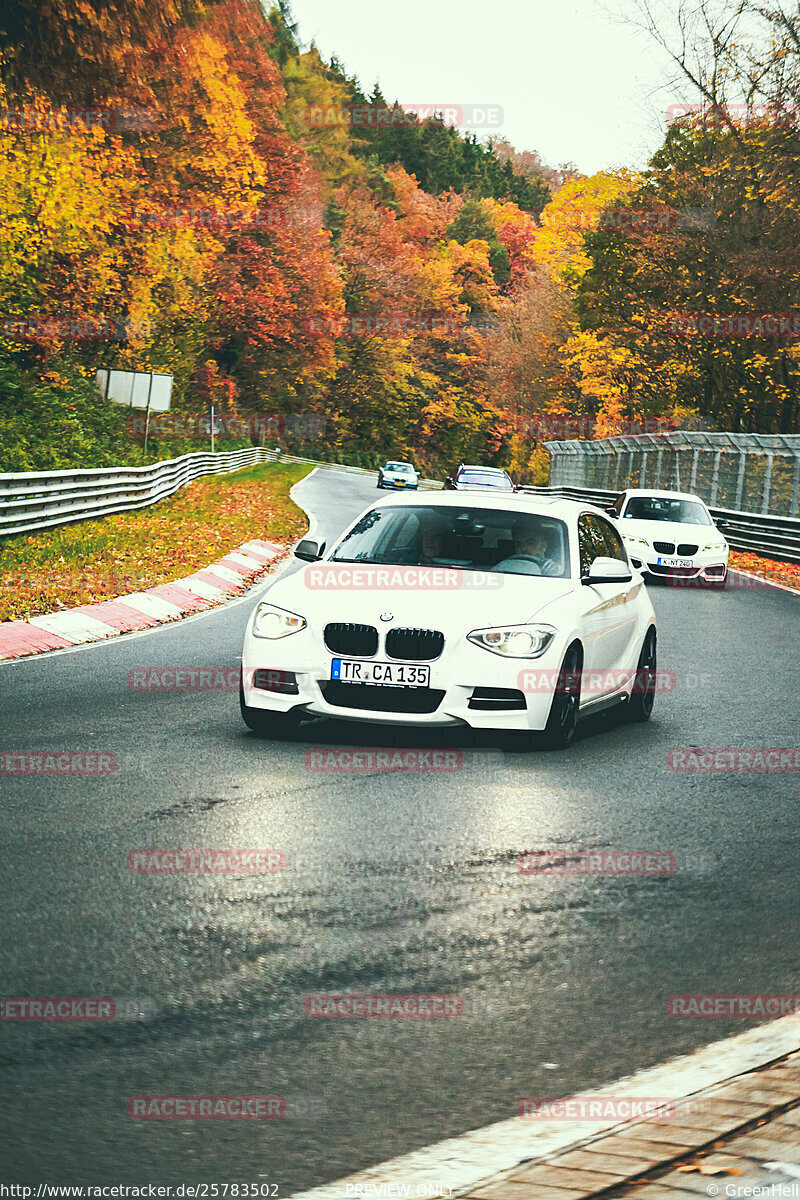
[578,514,606,575]
[594,515,627,563]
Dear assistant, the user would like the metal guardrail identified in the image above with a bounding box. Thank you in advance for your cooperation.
[0,449,442,540]
[0,448,277,538]
[518,485,800,564]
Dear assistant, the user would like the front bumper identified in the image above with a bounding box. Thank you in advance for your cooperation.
[242,628,563,731]
[381,478,418,489]
[626,547,728,583]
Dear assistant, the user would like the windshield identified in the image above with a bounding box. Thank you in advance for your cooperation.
[385,462,414,473]
[457,470,513,489]
[331,505,571,577]
[623,496,712,526]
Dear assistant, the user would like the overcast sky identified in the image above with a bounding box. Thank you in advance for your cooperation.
[288,0,700,175]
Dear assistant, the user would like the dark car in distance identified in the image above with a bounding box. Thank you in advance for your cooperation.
[443,464,516,492]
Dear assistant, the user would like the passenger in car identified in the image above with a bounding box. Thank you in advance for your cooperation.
[495,520,563,575]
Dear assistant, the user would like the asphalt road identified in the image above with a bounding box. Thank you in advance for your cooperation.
[1,467,799,1191]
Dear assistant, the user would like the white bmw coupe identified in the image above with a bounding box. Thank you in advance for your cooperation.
[240,493,658,749]
[609,489,729,588]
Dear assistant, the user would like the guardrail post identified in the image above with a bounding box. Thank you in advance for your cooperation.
[655,448,663,488]
[762,452,774,514]
[735,451,747,511]
[710,448,721,507]
[640,451,647,488]
[690,449,699,492]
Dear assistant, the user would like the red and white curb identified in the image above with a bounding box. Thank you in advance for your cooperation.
[286,1012,800,1200]
[0,538,282,662]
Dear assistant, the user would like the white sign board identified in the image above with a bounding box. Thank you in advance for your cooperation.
[97,369,172,412]
[130,372,151,408]
[148,373,172,413]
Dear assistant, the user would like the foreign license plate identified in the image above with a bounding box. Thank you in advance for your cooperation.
[331,658,430,686]
[657,557,693,568]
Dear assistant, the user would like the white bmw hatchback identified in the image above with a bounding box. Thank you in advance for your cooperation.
[609,489,729,588]
[240,494,658,749]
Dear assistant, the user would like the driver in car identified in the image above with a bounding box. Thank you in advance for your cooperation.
[495,520,562,575]
[419,517,448,564]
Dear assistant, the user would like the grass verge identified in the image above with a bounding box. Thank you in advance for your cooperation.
[0,462,312,622]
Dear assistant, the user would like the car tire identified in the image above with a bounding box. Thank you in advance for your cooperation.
[377,478,384,489]
[540,642,582,750]
[240,676,301,738]
[627,628,656,722]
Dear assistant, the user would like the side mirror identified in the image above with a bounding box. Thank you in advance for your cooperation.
[606,506,618,517]
[445,476,454,488]
[295,538,325,561]
[714,518,728,530]
[581,556,633,586]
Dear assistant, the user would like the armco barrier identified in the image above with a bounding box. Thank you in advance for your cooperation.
[0,449,277,538]
[0,450,441,539]
[518,485,800,564]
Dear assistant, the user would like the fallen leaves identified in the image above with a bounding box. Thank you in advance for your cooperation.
[0,463,310,621]
[729,549,800,592]
[677,1153,743,1176]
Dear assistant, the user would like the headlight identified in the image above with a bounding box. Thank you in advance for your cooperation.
[252,602,307,639]
[623,536,649,548]
[702,542,727,552]
[467,623,556,658]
